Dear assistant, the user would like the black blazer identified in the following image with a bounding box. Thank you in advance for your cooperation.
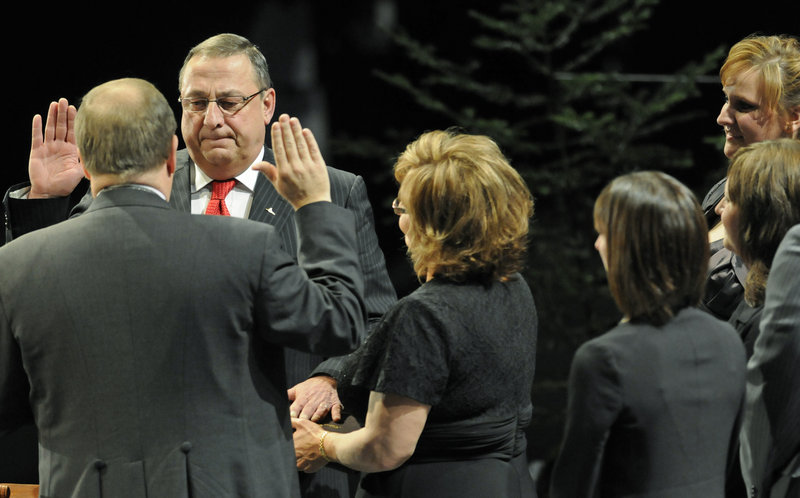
[550,308,746,498]
[0,187,365,497]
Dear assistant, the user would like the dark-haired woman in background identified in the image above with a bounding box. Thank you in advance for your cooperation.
[714,138,800,498]
[292,130,538,497]
[715,138,800,358]
[550,171,746,498]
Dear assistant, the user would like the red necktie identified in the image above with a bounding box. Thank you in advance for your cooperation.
[205,180,236,216]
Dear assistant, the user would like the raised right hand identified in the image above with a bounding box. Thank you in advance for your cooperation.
[252,114,331,210]
[28,98,85,199]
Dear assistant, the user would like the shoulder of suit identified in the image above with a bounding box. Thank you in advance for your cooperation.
[194,211,274,233]
[326,165,359,184]
[786,224,800,243]
[176,148,191,172]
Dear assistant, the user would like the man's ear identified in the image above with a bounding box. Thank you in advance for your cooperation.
[166,135,178,177]
[262,88,276,126]
[81,152,91,179]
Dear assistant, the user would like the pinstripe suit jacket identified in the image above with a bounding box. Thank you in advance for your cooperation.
[741,224,800,498]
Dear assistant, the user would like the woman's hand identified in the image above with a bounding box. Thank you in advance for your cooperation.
[291,417,330,473]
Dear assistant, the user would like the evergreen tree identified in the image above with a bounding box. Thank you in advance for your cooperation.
[330,0,724,469]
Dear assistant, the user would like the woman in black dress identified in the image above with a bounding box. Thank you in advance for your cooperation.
[550,171,746,498]
[292,130,538,497]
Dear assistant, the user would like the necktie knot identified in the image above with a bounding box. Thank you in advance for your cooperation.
[206,179,236,216]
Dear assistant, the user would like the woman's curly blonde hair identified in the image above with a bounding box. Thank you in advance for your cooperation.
[394,130,534,283]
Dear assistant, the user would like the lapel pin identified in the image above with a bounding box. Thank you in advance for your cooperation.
[266,207,276,216]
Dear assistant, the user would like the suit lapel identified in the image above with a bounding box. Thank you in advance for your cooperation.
[249,174,291,226]
[248,147,291,229]
[170,151,193,213]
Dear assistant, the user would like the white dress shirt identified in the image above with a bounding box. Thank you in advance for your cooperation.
[190,147,264,218]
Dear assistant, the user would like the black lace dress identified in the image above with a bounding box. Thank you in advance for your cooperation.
[337,275,539,498]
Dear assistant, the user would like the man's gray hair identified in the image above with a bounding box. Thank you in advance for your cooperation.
[178,33,272,92]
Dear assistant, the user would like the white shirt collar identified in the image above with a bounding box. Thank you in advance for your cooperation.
[101,183,167,200]
[191,146,264,194]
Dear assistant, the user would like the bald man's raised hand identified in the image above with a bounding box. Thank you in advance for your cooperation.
[28,98,85,199]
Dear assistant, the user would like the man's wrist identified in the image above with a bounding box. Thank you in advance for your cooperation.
[9,185,32,200]
[310,374,338,389]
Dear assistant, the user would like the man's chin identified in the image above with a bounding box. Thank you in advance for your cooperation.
[198,146,237,167]
[194,153,241,178]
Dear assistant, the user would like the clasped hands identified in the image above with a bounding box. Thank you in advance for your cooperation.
[288,375,343,473]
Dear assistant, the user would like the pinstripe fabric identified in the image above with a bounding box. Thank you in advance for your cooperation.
[741,224,800,498]
[3,179,91,245]
[173,147,397,498]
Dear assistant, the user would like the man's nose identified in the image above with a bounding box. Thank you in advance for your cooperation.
[203,101,225,127]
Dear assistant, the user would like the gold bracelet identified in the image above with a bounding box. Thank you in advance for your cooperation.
[319,430,332,462]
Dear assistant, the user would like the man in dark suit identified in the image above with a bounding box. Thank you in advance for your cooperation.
[0,77,365,497]
[2,33,396,496]
[740,224,800,498]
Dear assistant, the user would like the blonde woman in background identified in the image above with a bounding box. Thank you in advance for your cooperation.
[703,34,800,321]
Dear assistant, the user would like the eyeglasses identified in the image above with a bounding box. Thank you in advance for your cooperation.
[391,198,407,215]
[179,89,266,115]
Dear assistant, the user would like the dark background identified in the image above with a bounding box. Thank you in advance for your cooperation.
[5,2,799,275]
[7,2,799,199]
[5,0,798,312]
[4,0,799,488]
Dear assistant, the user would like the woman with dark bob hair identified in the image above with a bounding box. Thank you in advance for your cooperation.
[716,138,800,357]
[292,129,538,497]
[550,171,746,498]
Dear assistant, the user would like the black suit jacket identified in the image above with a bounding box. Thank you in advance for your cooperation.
[2,148,397,497]
[550,308,746,498]
[0,187,365,497]
[3,147,397,384]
